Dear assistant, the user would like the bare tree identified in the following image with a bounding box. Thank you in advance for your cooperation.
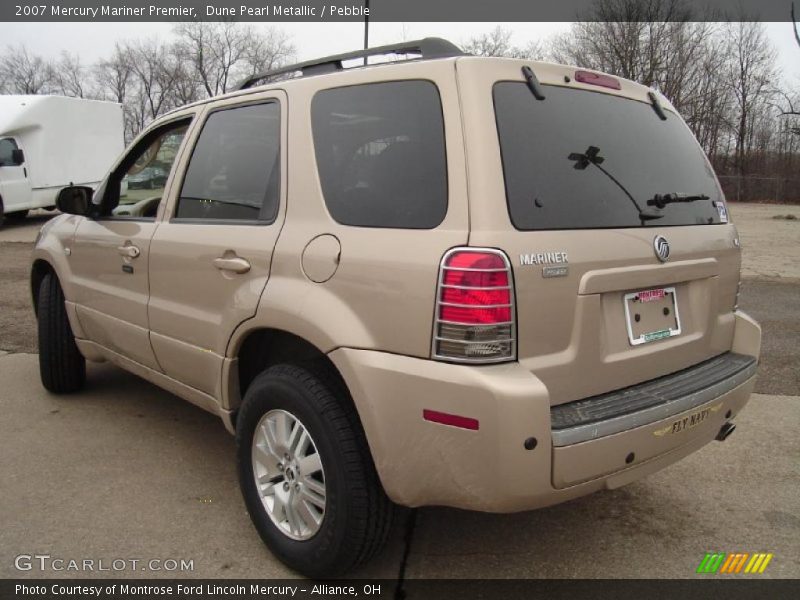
[241,26,296,79]
[550,1,712,100]
[119,38,180,139]
[462,26,544,59]
[551,0,695,82]
[84,24,294,141]
[94,43,133,104]
[174,22,295,97]
[0,44,53,94]
[52,51,86,98]
[169,41,204,106]
[776,4,800,132]
[724,21,778,175]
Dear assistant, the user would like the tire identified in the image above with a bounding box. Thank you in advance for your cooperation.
[236,364,394,577]
[6,209,29,220]
[37,273,86,393]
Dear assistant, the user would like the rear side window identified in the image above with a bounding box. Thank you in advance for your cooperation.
[494,83,725,230]
[176,102,280,222]
[311,80,447,229]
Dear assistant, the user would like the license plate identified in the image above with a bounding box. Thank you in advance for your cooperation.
[623,286,681,346]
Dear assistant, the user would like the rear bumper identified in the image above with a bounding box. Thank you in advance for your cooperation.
[550,353,757,447]
[330,310,761,512]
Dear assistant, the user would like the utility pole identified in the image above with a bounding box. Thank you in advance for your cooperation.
[363,0,370,64]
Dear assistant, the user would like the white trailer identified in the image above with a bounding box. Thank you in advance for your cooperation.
[0,95,124,225]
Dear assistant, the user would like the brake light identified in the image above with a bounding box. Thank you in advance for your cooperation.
[574,70,621,90]
[432,248,516,363]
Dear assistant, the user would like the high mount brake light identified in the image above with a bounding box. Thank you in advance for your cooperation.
[432,248,516,363]
[574,70,621,90]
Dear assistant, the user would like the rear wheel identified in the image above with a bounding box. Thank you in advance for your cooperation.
[37,273,86,393]
[236,364,394,577]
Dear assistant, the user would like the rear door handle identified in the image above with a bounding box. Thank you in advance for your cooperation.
[213,256,251,274]
[117,244,140,259]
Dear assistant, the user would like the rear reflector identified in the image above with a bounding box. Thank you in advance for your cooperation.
[432,247,516,363]
[423,409,480,430]
[574,70,621,90]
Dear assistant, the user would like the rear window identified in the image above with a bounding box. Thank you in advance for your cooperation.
[311,80,447,229]
[493,83,725,230]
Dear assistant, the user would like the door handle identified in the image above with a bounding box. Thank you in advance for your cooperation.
[117,244,141,259]
[213,256,251,274]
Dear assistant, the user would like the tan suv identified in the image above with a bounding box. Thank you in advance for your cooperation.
[31,39,761,577]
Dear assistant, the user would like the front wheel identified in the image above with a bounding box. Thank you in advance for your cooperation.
[37,273,86,393]
[236,364,394,577]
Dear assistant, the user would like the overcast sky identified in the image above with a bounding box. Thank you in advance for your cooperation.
[0,21,797,83]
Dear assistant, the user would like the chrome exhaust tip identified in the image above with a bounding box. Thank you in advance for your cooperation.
[716,422,736,442]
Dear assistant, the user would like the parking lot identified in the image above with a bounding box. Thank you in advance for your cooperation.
[0,203,797,581]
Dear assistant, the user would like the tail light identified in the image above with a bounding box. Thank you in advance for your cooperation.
[432,247,516,363]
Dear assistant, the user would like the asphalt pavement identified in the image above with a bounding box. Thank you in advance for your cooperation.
[0,356,797,580]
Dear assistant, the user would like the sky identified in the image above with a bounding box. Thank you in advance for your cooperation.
[0,21,797,84]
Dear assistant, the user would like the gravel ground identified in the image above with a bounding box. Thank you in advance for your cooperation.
[0,242,36,355]
[730,202,800,280]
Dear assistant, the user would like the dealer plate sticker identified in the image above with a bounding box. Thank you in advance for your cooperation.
[713,200,729,223]
[623,287,682,346]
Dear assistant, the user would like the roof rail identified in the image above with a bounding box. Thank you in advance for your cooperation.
[236,37,465,90]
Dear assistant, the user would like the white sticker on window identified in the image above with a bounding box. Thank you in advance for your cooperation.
[713,201,728,223]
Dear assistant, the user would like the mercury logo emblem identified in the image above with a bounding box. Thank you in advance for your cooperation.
[653,235,670,262]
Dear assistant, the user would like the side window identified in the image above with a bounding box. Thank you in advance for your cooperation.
[104,120,190,219]
[311,80,448,229]
[175,102,281,222]
[0,138,19,166]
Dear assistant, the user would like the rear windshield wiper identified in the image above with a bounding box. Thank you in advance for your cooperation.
[568,145,662,224]
[521,66,545,101]
[646,193,710,209]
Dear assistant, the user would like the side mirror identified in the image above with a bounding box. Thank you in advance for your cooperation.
[56,186,93,216]
[11,148,24,165]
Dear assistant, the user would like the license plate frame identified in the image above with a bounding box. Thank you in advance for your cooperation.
[623,286,681,346]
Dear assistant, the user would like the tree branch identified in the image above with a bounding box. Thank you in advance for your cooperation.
[794,2,800,48]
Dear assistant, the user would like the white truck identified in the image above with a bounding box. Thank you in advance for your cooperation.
[0,95,124,226]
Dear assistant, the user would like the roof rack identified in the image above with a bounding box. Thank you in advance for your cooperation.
[236,37,465,90]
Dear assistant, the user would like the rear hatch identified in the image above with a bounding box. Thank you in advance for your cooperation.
[456,57,741,405]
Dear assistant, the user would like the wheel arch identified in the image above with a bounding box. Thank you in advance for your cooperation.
[229,327,357,426]
[31,258,57,316]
